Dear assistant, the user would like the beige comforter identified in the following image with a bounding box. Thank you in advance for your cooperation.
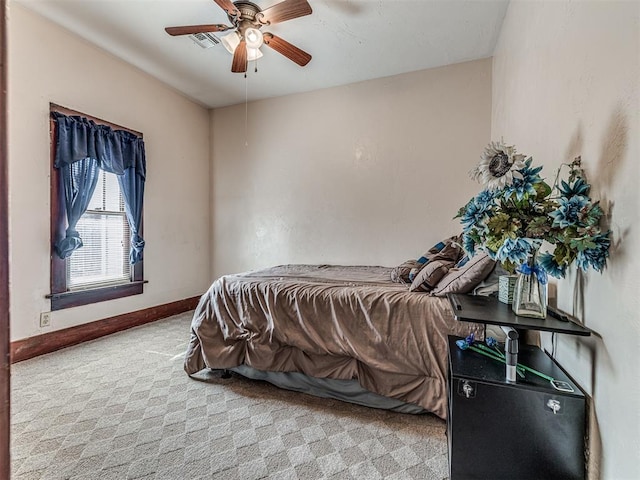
[184,265,483,419]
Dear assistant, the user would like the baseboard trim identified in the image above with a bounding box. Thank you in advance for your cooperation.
[10,296,200,363]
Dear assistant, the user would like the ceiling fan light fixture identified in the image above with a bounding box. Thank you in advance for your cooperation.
[222,30,263,60]
[245,27,264,49]
[247,48,263,61]
[221,31,240,54]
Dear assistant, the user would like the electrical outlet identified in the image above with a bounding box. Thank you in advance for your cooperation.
[40,311,51,328]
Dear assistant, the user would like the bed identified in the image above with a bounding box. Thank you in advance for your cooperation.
[184,262,494,419]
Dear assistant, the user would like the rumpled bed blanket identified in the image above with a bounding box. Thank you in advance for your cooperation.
[184,264,483,418]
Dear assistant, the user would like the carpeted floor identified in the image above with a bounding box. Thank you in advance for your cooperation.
[11,312,449,479]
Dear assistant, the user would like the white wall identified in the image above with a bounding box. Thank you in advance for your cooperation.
[491,1,639,479]
[8,4,211,341]
[210,59,492,277]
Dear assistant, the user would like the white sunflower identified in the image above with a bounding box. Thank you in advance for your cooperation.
[469,141,527,191]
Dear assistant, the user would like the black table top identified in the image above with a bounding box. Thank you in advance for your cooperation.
[447,294,591,336]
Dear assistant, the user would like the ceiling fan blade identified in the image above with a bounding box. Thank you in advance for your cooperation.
[263,33,311,66]
[257,0,312,25]
[213,0,240,17]
[165,24,232,36]
[231,40,248,73]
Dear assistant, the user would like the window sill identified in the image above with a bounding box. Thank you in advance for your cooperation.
[49,281,146,311]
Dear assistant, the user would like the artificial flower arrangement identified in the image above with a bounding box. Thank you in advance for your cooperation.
[456,141,611,279]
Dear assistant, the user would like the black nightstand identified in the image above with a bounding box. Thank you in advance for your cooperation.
[445,294,589,480]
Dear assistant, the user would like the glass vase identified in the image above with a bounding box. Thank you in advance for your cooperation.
[512,249,548,319]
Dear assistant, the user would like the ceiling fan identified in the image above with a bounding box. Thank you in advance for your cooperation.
[165,0,312,73]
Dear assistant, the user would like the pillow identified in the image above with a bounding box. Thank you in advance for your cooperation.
[417,241,446,264]
[410,259,454,292]
[430,241,465,264]
[430,253,496,296]
[408,266,422,282]
[473,262,510,296]
[392,234,464,284]
[455,255,470,268]
[390,259,421,284]
[416,235,461,264]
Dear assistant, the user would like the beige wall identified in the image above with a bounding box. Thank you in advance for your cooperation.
[492,1,639,478]
[8,1,638,474]
[8,5,211,341]
[210,59,492,278]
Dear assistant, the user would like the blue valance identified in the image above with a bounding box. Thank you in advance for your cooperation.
[52,111,146,179]
[52,111,146,264]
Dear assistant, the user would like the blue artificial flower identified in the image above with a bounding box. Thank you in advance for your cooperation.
[550,195,589,228]
[558,177,590,198]
[456,332,476,351]
[460,191,495,232]
[484,248,497,260]
[460,202,485,233]
[576,233,611,272]
[475,189,497,208]
[484,336,505,359]
[462,233,477,256]
[538,252,567,278]
[502,158,543,201]
[495,237,540,265]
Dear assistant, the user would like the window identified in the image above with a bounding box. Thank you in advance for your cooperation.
[49,105,144,311]
[67,169,131,290]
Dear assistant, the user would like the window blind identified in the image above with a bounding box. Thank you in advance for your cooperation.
[67,170,131,290]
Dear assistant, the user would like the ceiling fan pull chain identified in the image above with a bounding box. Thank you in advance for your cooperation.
[245,72,249,147]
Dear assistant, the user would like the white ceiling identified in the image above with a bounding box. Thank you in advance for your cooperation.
[14,0,509,108]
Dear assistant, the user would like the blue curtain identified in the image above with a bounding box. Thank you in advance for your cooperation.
[117,165,145,264]
[52,112,147,263]
[55,158,100,258]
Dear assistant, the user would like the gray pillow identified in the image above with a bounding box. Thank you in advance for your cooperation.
[416,235,460,264]
[473,262,511,296]
[390,259,421,283]
[429,241,464,263]
[393,234,464,285]
[410,259,454,292]
[431,253,496,296]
